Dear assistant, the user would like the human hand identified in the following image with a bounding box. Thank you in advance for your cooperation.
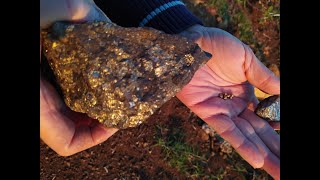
[40,0,111,29]
[40,0,118,156]
[177,25,280,179]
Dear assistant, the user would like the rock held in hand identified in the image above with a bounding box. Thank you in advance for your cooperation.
[255,95,280,122]
[41,21,210,129]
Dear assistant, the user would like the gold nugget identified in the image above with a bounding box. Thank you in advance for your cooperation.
[218,93,234,100]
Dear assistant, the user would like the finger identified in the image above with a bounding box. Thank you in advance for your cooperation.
[205,114,264,168]
[91,123,118,144]
[41,0,76,28]
[248,96,280,130]
[262,153,280,180]
[40,78,76,155]
[249,96,259,109]
[248,95,280,130]
[40,77,65,116]
[233,117,280,179]
[269,122,280,130]
[41,78,118,155]
[241,109,280,157]
[40,0,111,29]
[63,123,117,156]
[243,44,280,95]
[41,106,117,157]
[233,117,279,161]
[87,1,112,23]
[62,110,93,126]
[233,117,274,155]
[88,118,119,143]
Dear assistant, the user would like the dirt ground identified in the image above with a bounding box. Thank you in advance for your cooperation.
[40,0,279,179]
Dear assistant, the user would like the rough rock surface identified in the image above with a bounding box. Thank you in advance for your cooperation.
[255,95,280,122]
[41,21,210,129]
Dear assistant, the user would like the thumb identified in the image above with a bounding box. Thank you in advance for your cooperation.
[243,44,280,95]
[40,0,111,29]
[83,0,112,23]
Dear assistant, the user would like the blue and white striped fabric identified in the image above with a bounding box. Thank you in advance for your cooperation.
[139,1,186,27]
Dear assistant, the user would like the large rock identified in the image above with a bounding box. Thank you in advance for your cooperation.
[41,21,210,129]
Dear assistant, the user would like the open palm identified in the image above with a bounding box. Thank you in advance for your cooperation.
[177,26,280,179]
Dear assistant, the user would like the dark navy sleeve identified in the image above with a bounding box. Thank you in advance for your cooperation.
[94,0,203,34]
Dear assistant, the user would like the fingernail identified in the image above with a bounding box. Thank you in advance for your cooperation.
[252,156,264,169]
[204,51,212,59]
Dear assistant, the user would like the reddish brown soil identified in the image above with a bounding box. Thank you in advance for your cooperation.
[231,0,280,67]
[184,0,280,68]
[41,0,279,179]
[41,98,270,179]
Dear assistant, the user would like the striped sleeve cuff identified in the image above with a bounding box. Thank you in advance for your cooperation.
[95,0,203,34]
[138,0,203,34]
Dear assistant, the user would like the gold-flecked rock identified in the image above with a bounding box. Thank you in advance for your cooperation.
[41,21,210,129]
[255,95,280,122]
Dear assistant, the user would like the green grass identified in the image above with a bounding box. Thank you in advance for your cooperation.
[259,3,280,25]
[208,0,230,24]
[154,123,208,178]
[235,0,247,8]
[232,8,255,45]
[154,120,273,179]
[156,138,206,175]
[207,0,254,45]
[225,147,273,179]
